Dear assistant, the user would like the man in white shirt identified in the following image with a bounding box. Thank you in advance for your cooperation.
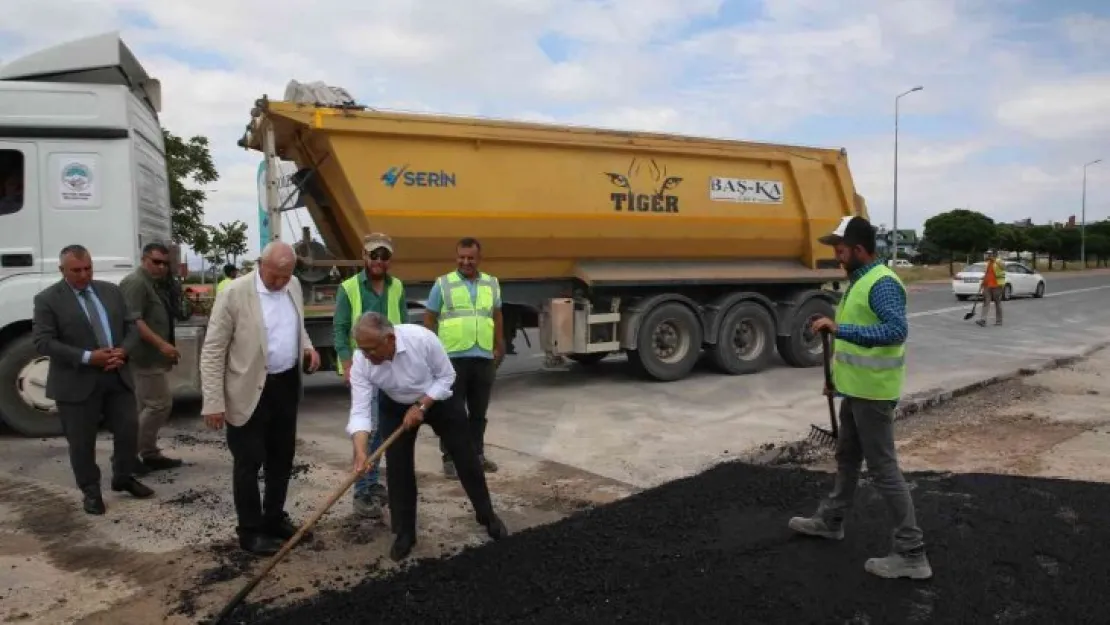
[347,311,508,561]
[200,242,321,556]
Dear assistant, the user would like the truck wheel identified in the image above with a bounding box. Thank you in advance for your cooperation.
[0,335,62,437]
[710,301,775,375]
[777,298,836,368]
[568,353,610,366]
[628,302,702,381]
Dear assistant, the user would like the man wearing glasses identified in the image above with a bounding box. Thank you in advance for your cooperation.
[333,233,407,519]
[120,242,183,473]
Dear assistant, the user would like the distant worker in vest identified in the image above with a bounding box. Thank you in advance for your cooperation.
[333,233,406,518]
[217,264,239,294]
[788,215,932,580]
[423,237,505,478]
[977,250,1005,327]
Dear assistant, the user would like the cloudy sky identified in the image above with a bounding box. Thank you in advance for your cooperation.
[2,0,1109,259]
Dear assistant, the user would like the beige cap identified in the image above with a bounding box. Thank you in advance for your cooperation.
[362,232,393,254]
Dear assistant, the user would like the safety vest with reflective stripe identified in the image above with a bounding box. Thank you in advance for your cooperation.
[832,264,907,401]
[216,278,231,293]
[986,259,1006,287]
[336,274,405,376]
[435,271,498,354]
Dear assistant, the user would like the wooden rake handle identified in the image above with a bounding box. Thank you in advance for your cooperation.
[819,329,838,438]
[212,425,408,624]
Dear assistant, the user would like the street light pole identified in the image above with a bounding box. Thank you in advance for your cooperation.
[1081,159,1102,268]
[892,85,923,264]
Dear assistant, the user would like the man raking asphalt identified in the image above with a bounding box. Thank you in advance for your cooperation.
[790,216,933,580]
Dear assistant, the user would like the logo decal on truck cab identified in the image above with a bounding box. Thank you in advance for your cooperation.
[604,158,683,213]
[381,165,457,189]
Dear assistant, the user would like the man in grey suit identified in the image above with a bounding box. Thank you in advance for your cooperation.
[32,244,155,515]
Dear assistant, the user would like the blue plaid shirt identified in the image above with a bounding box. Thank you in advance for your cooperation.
[835,260,909,347]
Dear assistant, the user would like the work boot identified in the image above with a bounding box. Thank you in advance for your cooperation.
[443,459,457,479]
[787,515,845,540]
[353,483,387,519]
[995,320,1003,326]
[480,455,499,473]
[976,319,987,327]
[864,551,934,580]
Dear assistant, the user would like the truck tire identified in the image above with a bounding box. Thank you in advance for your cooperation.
[777,298,836,369]
[628,301,702,381]
[710,301,775,375]
[568,353,610,366]
[0,335,63,437]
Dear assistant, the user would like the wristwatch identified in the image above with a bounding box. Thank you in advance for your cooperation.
[414,402,427,413]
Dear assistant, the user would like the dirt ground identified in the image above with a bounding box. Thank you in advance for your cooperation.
[2,347,1108,624]
[0,428,637,625]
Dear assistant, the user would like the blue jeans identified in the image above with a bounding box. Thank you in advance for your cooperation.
[354,391,383,497]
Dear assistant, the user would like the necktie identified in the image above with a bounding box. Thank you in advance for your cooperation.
[80,289,111,348]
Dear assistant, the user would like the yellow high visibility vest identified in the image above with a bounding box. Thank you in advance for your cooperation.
[435,271,498,354]
[336,274,405,376]
[831,264,907,401]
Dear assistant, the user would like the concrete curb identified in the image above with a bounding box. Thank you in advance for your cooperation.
[742,340,1110,467]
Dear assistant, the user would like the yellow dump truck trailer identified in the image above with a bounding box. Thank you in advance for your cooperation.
[243,90,868,381]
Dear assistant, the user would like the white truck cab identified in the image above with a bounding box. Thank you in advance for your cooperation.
[0,32,176,436]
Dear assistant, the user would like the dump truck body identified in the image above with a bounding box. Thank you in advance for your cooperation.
[246,89,867,381]
[255,100,864,284]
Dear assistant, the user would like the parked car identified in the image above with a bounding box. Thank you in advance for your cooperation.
[888,259,913,268]
[952,261,1046,301]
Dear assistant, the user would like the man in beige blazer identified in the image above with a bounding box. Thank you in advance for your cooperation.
[200,242,320,556]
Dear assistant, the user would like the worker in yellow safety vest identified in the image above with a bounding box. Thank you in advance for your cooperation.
[333,233,406,519]
[216,264,238,294]
[788,216,933,581]
[977,250,1006,327]
[423,236,504,478]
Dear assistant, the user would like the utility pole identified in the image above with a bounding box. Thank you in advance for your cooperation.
[892,86,923,264]
[1081,159,1102,268]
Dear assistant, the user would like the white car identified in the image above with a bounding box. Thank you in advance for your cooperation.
[952,261,1046,301]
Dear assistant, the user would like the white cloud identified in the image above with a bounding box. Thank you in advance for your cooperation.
[1,0,1108,260]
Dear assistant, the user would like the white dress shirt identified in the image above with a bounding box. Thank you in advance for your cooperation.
[255,271,300,374]
[347,324,457,436]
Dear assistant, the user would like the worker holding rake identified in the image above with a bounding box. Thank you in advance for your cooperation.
[788,216,933,580]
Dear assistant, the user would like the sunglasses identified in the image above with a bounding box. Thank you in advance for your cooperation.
[367,249,392,261]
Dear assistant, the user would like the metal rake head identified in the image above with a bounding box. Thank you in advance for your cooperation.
[807,424,838,449]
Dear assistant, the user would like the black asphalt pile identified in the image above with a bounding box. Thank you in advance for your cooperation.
[230,463,1109,625]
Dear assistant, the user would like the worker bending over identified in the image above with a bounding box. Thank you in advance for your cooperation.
[333,233,406,519]
[789,216,933,580]
[423,237,505,477]
[347,312,508,561]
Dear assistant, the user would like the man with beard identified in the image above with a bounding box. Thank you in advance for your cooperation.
[333,233,406,518]
[787,216,932,580]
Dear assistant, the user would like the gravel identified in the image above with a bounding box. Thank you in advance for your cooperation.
[224,461,1108,624]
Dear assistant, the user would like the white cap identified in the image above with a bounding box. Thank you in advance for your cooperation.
[818,216,857,245]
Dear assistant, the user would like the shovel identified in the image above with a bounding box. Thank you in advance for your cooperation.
[963,285,984,320]
[211,426,408,624]
[807,329,839,449]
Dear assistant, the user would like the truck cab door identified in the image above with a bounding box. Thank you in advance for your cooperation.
[0,143,41,281]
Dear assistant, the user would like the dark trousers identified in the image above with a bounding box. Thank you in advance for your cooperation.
[57,371,138,493]
[380,392,495,537]
[439,356,496,460]
[225,368,299,535]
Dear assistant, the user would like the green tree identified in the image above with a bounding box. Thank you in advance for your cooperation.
[995,224,1030,259]
[922,209,997,274]
[166,129,219,247]
[1086,233,1110,268]
[212,220,249,265]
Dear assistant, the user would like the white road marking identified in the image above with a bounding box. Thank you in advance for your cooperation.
[908,285,1110,319]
